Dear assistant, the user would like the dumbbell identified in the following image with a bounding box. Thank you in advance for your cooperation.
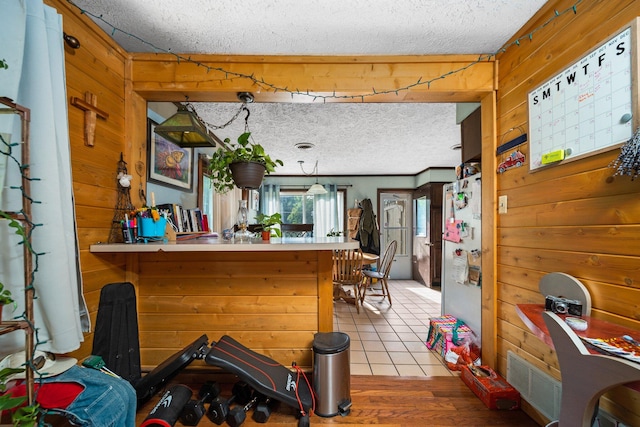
[226,392,259,427]
[179,381,221,426]
[206,381,253,425]
[252,395,275,423]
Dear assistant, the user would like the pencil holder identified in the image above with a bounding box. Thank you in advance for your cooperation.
[138,217,167,238]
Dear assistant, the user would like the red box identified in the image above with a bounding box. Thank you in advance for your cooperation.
[460,365,520,410]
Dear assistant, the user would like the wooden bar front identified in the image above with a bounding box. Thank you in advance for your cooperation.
[91,238,356,371]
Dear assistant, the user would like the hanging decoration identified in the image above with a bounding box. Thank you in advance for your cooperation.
[609,126,640,181]
[496,127,527,174]
[109,153,136,243]
[497,150,526,174]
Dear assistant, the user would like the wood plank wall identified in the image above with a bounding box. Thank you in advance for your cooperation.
[46,0,130,360]
[134,250,323,370]
[495,1,640,424]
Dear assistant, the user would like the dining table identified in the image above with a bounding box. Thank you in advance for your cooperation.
[362,252,379,266]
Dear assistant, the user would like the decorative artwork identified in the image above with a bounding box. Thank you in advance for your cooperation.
[147,119,193,191]
[497,150,526,174]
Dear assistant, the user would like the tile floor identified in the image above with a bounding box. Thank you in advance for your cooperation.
[333,279,454,376]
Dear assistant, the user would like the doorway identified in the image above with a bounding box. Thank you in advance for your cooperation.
[378,191,413,279]
[412,182,446,287]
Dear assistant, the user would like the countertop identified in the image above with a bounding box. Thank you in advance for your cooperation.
[90,236,359,253]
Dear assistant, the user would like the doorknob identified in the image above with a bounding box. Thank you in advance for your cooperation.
[426,242,434,246]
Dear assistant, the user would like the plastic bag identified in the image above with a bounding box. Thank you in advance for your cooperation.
[444,338,481,371]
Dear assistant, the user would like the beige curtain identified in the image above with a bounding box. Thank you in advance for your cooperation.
[212,187,242,233]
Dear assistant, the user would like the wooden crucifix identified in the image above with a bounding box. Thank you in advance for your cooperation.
[70,91,109,147]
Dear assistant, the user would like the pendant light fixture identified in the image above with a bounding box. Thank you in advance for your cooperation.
[154,100,218,147]
[299,160,328,195]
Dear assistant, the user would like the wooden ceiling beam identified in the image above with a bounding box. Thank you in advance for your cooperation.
[130,54,496,103]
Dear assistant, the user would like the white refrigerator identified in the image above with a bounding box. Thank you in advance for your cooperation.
[441,173,482,341]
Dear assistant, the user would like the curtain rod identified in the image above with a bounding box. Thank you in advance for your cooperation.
[279,184,352,188]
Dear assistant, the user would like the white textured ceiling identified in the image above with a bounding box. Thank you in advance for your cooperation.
[71,0,548,175]
[195,102,462,175]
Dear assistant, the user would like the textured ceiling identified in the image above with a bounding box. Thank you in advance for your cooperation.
[71,0,548,175]
[194,102,463,176]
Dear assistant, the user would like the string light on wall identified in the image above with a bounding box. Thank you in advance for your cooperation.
[67,0,584,102]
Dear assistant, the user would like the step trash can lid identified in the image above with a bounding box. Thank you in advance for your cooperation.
[313,332,350,354]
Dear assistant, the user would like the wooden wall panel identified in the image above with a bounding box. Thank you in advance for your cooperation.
[496,0,640,424]
[136,251,321,369]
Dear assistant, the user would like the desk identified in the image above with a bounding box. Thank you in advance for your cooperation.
[516,304,640,427]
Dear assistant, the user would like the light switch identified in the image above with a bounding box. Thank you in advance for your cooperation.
[498,195,508,214]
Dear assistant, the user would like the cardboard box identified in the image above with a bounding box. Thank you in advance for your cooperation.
[460,365,520,410]
[426,315,474,357]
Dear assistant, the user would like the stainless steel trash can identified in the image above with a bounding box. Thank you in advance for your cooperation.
[312,332,351,417]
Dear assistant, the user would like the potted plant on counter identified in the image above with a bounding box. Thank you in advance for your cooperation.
[255,212,282,240]
[207,132,283,194]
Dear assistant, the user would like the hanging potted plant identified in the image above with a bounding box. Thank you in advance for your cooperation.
[207,132,283,194]
[255,212,282,240]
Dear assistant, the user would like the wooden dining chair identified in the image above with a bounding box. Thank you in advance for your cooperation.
[359,240,397,307]
[332,248,364,313]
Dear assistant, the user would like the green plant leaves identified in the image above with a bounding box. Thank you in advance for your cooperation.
[207,132,283,194]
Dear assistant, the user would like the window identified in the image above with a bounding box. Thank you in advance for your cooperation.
[201,174,214,231]
[274,188,346,235]
[414,196,427,237]
[280,191,315,224]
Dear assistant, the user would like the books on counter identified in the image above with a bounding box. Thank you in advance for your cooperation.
[156,203,209,234]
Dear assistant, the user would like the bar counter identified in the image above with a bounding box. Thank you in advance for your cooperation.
[90,235,358,252]
[90,236,358,371]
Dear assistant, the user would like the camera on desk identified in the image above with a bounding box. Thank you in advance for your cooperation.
[545,295,583,316]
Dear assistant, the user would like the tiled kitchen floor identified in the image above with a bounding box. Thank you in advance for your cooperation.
[333,279,454,376]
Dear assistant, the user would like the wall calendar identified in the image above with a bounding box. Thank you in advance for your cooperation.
[528,25,634,170]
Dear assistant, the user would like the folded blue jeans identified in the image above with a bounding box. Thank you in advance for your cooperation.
[39,365,136,427]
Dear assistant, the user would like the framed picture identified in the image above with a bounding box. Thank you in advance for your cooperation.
[250,189,260,211]
[147,119,193,191]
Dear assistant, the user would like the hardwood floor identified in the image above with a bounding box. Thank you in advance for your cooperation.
[136,375,539,426]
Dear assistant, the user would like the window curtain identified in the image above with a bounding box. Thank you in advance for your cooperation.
[313,184,339,237]
[212,187,242,232]
[259,183,280,216]
[0,0,88,354]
